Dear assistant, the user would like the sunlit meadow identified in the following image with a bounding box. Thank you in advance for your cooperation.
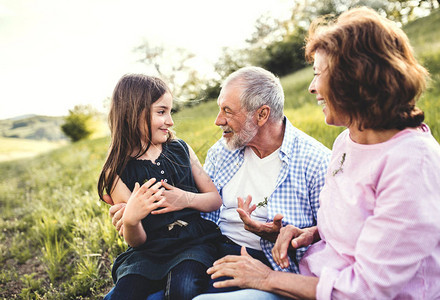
[1,9,439,298]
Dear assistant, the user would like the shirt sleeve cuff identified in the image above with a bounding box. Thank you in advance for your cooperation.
[316,267,338,300]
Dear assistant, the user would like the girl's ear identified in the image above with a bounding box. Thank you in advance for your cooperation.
[256,105,270,126]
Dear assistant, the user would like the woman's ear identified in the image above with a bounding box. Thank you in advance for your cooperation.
[257,105,270,126]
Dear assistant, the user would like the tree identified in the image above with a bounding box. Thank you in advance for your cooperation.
[133,0,439,106]
[134,40,205,107]
[289,0,438,25]
[61,105,96,142]
[215,0,439,79]
[213,13,307,77]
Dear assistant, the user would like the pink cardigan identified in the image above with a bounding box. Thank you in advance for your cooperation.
[300,125,440,299]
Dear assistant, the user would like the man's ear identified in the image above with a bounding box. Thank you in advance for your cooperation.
[256,105,270,126]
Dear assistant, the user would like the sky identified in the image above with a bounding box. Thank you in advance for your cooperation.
[0,0,293,120]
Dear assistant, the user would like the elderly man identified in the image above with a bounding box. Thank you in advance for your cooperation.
[106,66,330,297]
[201,66,330,277]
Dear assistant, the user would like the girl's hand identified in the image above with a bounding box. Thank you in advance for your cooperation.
[151,180,193,214]
[123,179,165,226]
[272,225,317,269]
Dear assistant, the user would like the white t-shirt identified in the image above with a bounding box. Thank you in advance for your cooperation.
[219,146,282,250]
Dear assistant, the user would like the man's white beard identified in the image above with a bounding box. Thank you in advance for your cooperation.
[224,115,258,150]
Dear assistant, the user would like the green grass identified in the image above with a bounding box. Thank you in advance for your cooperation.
[0,137,66,162]
[403,9,440,61]
[0,139,123,298]
[0,9,439,299]
[282,66,315,109]
[173,101,223,164]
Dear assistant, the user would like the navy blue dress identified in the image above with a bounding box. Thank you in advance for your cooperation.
[111,139,222,283]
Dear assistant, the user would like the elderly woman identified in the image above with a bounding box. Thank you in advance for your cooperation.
[196,7,440,300]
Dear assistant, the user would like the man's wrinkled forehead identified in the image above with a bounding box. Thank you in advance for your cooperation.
[217,83,243,110]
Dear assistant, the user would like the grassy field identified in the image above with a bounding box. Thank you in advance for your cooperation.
[1,9,439,299]
[0,116,109,163]
[0,137,66,162]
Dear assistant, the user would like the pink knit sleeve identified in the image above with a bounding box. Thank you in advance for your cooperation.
[316,141,440,299]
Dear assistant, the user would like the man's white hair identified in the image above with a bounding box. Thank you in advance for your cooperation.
[222,66,285,122]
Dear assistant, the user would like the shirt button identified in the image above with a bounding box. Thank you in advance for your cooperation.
[157,162,160,166]
[164,179,168,183]
[160,170,164,174]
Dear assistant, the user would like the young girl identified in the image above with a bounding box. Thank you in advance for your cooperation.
[98,74,223,300]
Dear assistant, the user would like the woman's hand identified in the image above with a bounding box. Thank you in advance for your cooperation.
[123,179,165,226]
[236,195,283,243]
[207,246,273,289]
[272,225,318,269]
[150,180,193,214]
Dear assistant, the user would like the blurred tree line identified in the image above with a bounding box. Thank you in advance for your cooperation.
[62,0,438,142]
[133,0,438,110]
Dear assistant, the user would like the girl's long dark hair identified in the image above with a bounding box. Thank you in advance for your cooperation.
[97,74,172,201]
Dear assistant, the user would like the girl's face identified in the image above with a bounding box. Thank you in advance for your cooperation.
[308,50,346,127]
[143,92,174,146]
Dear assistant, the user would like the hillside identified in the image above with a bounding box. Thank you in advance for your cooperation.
[0,114,110,162]
[404,9,440,140]
[403,8,440,74]
[0,9,439,299]
[0,115,67,141]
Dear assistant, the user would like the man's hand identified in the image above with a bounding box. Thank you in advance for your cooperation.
[207,246,273,289]
[272,225,318,269]
[109,203,126,236]
[236,195,283,243]
[105,193,125,236]
[103,194,114,205]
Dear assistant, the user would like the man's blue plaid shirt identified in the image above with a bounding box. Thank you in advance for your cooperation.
[202,117,331,273]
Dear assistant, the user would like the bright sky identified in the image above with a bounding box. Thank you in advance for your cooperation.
[0,0,292,120]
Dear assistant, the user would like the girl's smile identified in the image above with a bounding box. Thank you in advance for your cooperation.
[149,92,174,146]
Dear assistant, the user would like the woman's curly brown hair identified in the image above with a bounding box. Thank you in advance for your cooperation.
[305,7,429,130]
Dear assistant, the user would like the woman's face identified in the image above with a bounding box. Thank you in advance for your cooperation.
[308,50,346,127]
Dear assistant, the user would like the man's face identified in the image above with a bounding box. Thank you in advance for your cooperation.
[215,83,258,150]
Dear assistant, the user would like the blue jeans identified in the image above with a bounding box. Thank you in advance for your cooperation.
[103,288,164,300]
[103,260,209,300]
[104,241,272,299]
[204,241,272,294]
[193,289,290,300]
